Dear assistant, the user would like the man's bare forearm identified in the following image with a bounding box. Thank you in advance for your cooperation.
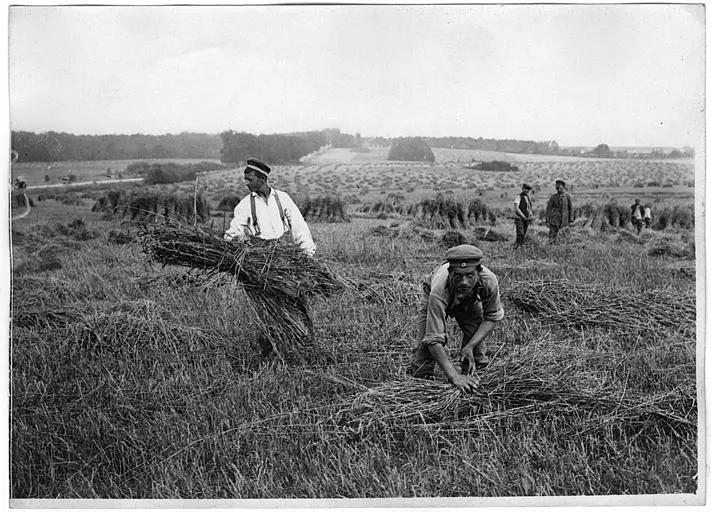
[463,320,497,351]
[426,343,460,381]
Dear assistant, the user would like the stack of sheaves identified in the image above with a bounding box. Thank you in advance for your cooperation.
[139,221,345,353]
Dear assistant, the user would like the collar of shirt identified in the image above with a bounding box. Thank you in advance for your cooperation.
[251,188,275,202]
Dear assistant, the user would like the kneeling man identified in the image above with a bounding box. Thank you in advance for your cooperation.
[408,244,504,393]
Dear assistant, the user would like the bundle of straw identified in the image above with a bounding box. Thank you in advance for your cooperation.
[139,221,344,353]
[333,356,696,442]
[505,279,695,335]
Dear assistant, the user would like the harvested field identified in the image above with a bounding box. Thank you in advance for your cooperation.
[506,278,695,336]
[10,146,699,499]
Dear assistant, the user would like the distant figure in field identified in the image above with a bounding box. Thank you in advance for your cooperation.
[545,179,574,241]
[224,158,316,256]
[513,183,534,246]
[408,244,504,393]
[631,199,645,235]
[644,204,653,228]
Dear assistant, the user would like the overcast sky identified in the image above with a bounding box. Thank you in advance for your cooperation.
[8,4,705,147]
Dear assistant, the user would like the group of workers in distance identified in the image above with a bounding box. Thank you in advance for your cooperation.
[224,158,651,392]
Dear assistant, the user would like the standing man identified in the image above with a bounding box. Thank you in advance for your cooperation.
[643,204,653,229]
[630,198,645,235]
[545,179,574,241]
[513,183,535,246]
[408,244,504,393]
[225,158,317,359]
[224,158,316,256]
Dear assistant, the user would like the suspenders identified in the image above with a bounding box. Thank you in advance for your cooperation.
[248,190,291,237]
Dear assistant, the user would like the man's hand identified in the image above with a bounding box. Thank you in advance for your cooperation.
[460,347,476,376]
[449,373,480,394]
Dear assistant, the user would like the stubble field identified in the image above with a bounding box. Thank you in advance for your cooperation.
[10,148,699,501]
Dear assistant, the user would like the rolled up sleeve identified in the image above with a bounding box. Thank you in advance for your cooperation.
[480,277,505,322]
[421,294,449,346]
[224,198,251,242]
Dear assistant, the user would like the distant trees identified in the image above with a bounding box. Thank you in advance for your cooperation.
[426,136,561,155]
[126,161,229,185]
[587,144,612,158]
[11,131,222,162]
[322,128,357,148]
[388,138,435,162]
[220,130,328,165]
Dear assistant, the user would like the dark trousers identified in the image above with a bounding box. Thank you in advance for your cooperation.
[408,297,488,378]
[548,224,560,240]
[514,218,530,245]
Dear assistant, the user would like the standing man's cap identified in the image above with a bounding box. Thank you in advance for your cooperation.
[522,183,533,191]
[245,158,271,178]
[555,179,566,187]
[446,244,484,267]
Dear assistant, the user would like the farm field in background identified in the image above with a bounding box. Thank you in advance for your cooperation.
[11,158,226,187]
[199,148,694,210]
[9,147,699,499]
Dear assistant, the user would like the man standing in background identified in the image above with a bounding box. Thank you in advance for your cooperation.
[644,204,653,229]
[513,183,534,246]
[631,198,645,235]
[545,179,574,241]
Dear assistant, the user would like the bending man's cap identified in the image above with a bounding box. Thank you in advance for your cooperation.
[555,179,566,187]
[446,244,483,268]
[522,183,533,191]
[245,158,271,178]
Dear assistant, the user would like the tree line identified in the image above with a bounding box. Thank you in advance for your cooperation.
[11,131,222,162]
[11,128,359,164]
[11,129,693,163]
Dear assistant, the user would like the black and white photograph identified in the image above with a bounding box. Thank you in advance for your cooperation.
[6,2,706,507]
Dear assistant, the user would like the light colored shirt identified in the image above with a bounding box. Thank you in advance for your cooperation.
[421,263,504,346]
[224,189,316,256]
[644,207,652,219]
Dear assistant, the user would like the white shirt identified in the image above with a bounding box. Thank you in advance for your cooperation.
[224,189,316,256]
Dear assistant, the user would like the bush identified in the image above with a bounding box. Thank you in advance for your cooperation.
[126,161,228,185]
[388,138,435,162]
[472,161,520,172]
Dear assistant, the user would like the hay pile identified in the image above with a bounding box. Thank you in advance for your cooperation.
[506,278,695,336]
[350,272,422,306]
[494,259,560,272]
[367,224,437,242]
[472,226,509,242]
[647,233,695,258]
[439,230,468,248]
[139,221,344,354]
[333,349,695,441]
[299,196,349,223]
[92,189,210,223]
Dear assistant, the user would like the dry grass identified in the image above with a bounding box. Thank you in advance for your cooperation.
[506,278,695,336]
[332,340,695,444]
